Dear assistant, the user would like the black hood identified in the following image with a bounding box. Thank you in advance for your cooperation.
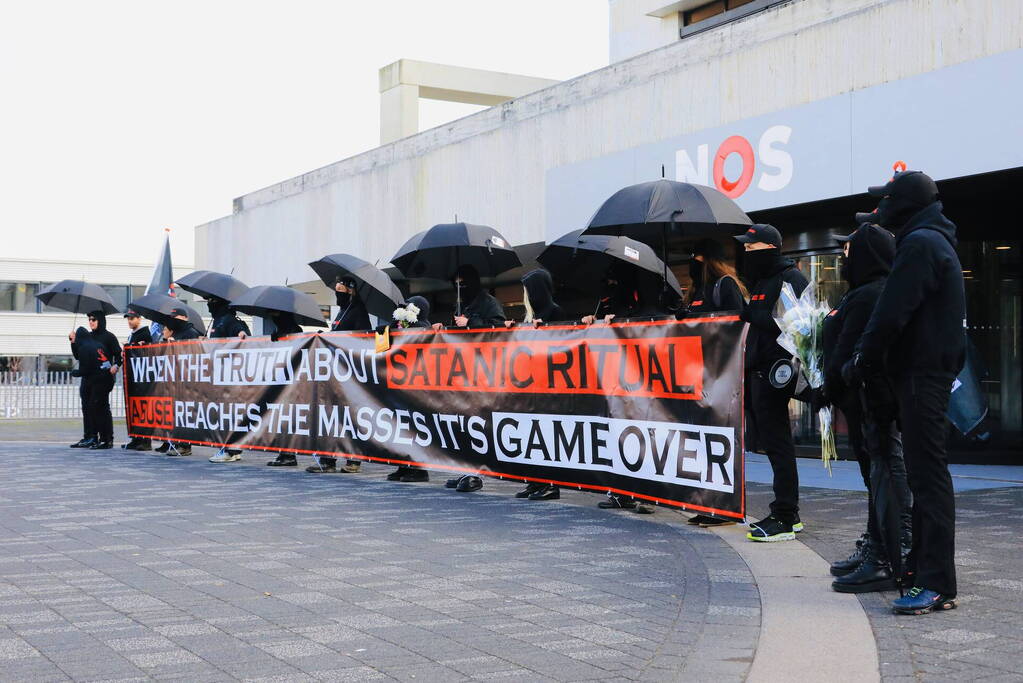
[207,297,231,319]
[453,264,482,308]
[635,270,667,315]
[897,201,958,248]
[404,296,431,325]
[522,269,557,320]
[844,224,895,288]
[88,311,107,333]
[742,249,789,283]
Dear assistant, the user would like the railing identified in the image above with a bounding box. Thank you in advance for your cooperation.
[0,372,126,419]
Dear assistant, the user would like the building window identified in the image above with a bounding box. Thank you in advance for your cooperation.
[0,282,39,312]
[681,0,783,36]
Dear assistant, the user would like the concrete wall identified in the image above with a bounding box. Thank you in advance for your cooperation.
[195,0,1022,294]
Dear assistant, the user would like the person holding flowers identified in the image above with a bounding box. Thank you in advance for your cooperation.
[735,224,808,542]
[386,297,433,483]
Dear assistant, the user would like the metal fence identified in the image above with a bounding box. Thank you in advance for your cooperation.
[0,372,126,419]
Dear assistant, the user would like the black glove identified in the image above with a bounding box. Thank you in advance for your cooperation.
[863,373,898,424]
[841,352,867,389]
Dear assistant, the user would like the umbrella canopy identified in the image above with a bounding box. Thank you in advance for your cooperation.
[36,280,119,315]
[391,222,521,280]
[175,270,249,302]
[231,285,326,328]
[128,293,207,336]
[538,230,683,299]
[584,179,752,241]
[308,253,405,320]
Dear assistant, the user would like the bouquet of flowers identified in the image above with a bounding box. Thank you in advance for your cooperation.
[392,302,420,329]
[773,281,837,472]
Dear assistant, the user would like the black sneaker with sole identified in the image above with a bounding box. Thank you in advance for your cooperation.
[89,441,113,450]
[688,514,735,527]
[456,475,483,492]
[746,515,795,542]
[831,559,896,593]
[528,485,559,501]
[71,438,97,449]
[598,494,636,510]
[401,469,429,483]
[154,442,171,453]
[445,475,465,488]
[267,454,297,466]
[516,482,545,499]
[387,467,407,481]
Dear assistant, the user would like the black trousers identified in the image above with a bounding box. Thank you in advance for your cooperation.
[845,396,913,564]
[896,374,956,596]
[79,379,94,439]
[83,373,115,443]
[749,373,798,523]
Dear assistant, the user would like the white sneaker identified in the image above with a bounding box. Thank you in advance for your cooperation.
[209,448,241,463]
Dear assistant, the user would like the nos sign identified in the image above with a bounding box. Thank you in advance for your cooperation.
[675,125,793,198]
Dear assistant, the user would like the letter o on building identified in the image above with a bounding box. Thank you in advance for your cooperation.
[713,135,756,198]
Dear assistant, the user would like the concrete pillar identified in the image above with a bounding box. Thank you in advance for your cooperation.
[380,82,420,146]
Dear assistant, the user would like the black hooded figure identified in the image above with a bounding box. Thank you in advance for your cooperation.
[383,296,434,483]
[521,269,565,324]
[164,307,202,340]
[331,278,371,332]
[850,170,965,614]
[452,264,505,328]
[823,225,912,594]
[735,224,809,541]
[69,311,122,449]
[207,297,250,339]
[267,312,305,467]
[684,238,746,315]
[402,296,431,328]
[69,326,96,448]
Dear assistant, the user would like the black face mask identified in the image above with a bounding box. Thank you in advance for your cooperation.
[742,249,780,282]
[206,299,228,318]
[688,259,704,288]
[875,195,925,233]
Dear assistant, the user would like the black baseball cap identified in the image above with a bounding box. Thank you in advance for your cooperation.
[734,224,782,248]
[867,170,939,203]
[123,309,140,318]
[169,306,188,317]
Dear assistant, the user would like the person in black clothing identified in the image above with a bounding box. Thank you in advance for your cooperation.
[822,225,912,593]
[681,239,748,527]
[69,326,97,449]
[206,297,250,463]
[330,277,371,332]
[121,309,153,451]
[308,278,371,474]
[583,267,671,514]
[69,311,122,450]
[736,224,809,542]
[266,311,304,467]
[386,296,435,483]
[502,269,566,501]
[154,307,200,456]
[682,238,747,316]
[432,264,505,330]
[846,170,965,615]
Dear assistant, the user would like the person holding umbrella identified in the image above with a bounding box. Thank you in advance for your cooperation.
[121,308,152,451]
[386,296,434,483]
[736,224,809,542]
[681,238,747,317]
[69,311,122,450]
[446,264,506,329]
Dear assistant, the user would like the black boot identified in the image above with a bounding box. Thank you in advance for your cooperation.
[267,453,297,466]
[154,441,171,453]
[830,537,871,577]
[387,466,407,481]
[832,556,896,593]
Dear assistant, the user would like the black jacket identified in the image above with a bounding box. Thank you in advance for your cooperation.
[463,291,506,329]
[209,312,250,339]
[741,257,808,372]
[858,202,966,378]
[270,314,303,342]
[72,322,122,377]
[171,324,202,341]
[331,292,371,332]
[127,326,152,346]
[685,275,745,316]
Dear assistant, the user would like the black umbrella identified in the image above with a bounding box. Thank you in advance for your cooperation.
[585,179,752,240]
[36,280,119,315]
[129,293,207,336]
[308,253,404,320]
[231,285,326,328]
[175,270,249,303]
[538,230,683,299]
[391,222,521,281]
[583,179,752,292]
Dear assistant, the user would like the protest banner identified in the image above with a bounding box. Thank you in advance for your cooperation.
[125,317,747,518]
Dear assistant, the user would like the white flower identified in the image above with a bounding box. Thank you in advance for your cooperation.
[406,303,420,319]
[393,307,408,322]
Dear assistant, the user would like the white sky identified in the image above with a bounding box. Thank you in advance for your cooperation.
[1,1,608,267]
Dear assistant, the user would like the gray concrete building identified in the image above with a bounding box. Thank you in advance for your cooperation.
[196,0,1022,460]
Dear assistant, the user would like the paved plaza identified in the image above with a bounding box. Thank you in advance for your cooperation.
[0,421,1021,682]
